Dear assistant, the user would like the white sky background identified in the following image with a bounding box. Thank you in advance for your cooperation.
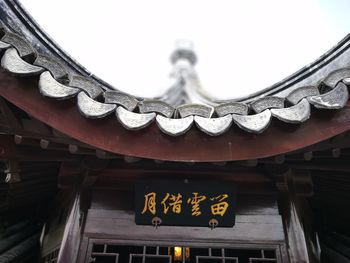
[20,0,350,99]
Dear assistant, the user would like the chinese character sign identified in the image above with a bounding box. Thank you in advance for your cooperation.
[135,181,236,227]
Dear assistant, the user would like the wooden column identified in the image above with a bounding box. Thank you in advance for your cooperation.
[284,199,310,263]
[61,158,109,263]
[45,158,102,263]
[269,165,319,263]
[57,193,82,263]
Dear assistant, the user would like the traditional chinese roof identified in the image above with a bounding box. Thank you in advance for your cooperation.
[0,1,350,161]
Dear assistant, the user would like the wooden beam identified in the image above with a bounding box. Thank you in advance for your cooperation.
[259,155,285,164]
[123,156,141,163]
[285,151,313,162]
[235,159,258,167]
[40,139,67,151]
[95,149,121,159]
[289,162,350,172]
[69,144,94,155]
[14,135,38,146]
[99,168,272,184]
[0,135,82,161]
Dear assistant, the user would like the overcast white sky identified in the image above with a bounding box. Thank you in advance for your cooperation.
[20,0,350,99]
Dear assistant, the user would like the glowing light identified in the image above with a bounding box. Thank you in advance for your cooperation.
[185,247,190,259]
[174,246,182,261]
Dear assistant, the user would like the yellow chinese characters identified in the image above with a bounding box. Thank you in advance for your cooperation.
[210,194,229,216]
[187,192,206,216]
[141,191,230,217]
[161,193,183,214]
[141,192,157,215]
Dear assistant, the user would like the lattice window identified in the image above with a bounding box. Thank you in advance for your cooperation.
[42,248,59,263]
[88,243,279,263]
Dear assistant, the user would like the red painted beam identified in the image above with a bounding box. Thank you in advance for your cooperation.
[1,72,350,162]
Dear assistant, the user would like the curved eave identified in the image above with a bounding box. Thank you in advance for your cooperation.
[1,1,350,161]
[1,72,350,162]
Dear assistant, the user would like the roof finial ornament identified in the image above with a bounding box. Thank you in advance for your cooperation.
[170,39,198,82]
[170,39,197,66]
[169,40,206,105]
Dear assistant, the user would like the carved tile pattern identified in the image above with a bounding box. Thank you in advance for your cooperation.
[104,91,138,112]
[323,68,350,88]
[177,104,213,118]
[1,31,35,61]
[139,100,175,118]
[70,75,103,99]
[34,53,69,82]
[215,102,249,116]
[251,97,284,113]
[286,86,319,105]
